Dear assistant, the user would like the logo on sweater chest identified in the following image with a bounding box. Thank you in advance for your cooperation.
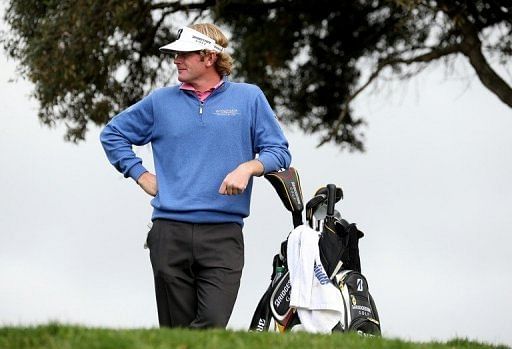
[213,108,240,116]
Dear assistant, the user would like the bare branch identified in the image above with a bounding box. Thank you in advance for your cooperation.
[456,18,512,107]
[150,0,213,12]
[190,7,209,23]
[322,44,463,146]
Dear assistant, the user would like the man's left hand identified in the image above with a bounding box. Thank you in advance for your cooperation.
[219,160,264,195]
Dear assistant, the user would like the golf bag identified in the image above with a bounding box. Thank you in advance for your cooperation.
[249,168,381,335]
[336,270,381,335]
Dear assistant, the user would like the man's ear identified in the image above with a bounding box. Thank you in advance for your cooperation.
[206,52,217,67]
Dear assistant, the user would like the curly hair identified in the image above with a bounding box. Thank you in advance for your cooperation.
[190,23,233,76]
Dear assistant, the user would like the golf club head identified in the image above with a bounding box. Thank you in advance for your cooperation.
[264,167,304,227]
[306,185,343,225]
[313,203,327,222]
[306,193,327,225]
[314,186,343,202]
[312,202,331,222]
[264,167,304,213]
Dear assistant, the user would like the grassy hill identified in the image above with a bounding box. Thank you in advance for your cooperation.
[0,324,508,349]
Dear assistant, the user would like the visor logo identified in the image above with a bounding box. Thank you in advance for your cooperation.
[192,35,213,45]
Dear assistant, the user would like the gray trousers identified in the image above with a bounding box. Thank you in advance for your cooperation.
[147,219,244,328]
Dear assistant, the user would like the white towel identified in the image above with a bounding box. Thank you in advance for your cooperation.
[287,225,344,333]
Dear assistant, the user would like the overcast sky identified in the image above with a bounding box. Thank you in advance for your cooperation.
[1,15,512,347]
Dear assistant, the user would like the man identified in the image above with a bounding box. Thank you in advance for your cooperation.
[100,23,291,329]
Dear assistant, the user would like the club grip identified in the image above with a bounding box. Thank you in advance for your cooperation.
[326,184,336,217]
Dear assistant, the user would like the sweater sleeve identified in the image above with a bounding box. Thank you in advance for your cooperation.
[99,93,154,181]
[252,90,292,173]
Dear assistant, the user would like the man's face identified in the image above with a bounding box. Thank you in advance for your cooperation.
[173,51,208,84]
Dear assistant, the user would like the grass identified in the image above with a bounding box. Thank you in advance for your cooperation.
[0,323,508,349]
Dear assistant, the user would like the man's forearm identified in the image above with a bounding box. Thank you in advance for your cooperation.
[218,159,264,195]
[239,159,265,177]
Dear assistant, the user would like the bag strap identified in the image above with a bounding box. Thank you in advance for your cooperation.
[249,283,273,331]
[249,254,282,331]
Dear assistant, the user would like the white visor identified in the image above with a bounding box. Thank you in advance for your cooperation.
[159,27,224,54]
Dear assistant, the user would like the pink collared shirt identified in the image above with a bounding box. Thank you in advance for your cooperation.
[180,80,224,102]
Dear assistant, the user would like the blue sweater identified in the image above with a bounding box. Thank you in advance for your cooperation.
[100,81,291,226]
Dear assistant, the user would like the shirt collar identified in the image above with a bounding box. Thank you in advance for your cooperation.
[180,79,224,92]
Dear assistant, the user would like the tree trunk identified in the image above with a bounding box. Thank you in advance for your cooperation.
[444,4,512,108]
[460,29,512,108]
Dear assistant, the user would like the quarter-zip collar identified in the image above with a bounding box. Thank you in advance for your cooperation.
[180,78,226,102]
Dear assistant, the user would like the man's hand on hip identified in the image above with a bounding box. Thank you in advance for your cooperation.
[137,172,158,197]
[219,160,264,196]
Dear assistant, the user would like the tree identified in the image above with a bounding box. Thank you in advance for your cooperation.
[3,0,511,150]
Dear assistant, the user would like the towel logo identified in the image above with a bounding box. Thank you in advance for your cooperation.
[357,278,364,291]
[213,108,240,116]
[314,262,330,285]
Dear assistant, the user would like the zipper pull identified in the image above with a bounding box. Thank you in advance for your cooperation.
[199,102,204,115]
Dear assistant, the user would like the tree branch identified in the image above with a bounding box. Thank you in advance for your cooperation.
[455,13,512,107]
[321,44,463,146]
[150,1,213,12]
[151,1,179,10]
[434,0,512,108]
